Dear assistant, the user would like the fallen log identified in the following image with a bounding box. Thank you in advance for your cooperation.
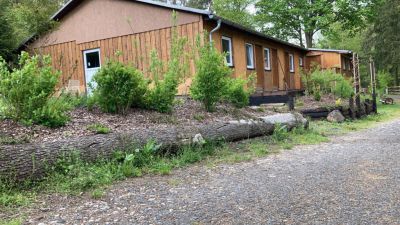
[0,113,308,181]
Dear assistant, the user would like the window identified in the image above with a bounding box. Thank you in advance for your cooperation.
[245,43,254,69]
[222,36,233,66]
[264,48,271,70]
[299,57,304,67]
[289,53,294,72]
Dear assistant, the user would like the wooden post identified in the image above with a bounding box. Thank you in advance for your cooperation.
[370,57,378,113]
[352,53,362,117]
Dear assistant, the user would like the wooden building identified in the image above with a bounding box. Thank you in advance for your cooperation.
[20,0,308,97]
[307,48,353,77]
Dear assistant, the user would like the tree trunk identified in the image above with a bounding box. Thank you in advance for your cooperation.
[305,32,313,48]
[0,113,308,181]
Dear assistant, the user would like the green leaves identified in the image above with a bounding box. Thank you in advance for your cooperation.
[0,52,71,127]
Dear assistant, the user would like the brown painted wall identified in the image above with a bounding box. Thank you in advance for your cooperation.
[34,21,202,94]
[306,51,353,77]
[204,20,307,93]
[32,0,201,48]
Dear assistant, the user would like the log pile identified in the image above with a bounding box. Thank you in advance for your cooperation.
[0,113,308,181]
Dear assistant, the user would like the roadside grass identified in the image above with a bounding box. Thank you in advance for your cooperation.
[1,103,399,223]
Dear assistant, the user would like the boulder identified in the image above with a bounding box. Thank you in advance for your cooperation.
[327,110,345,123]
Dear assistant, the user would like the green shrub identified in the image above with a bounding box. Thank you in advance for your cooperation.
[224,74,255,108]
[146,24,188,113]
[91,60,148,114]
[302,67,354,100]
[376,70,393,96]
[0,52,72,127]
[34,95,74,128]
[190,44,232,111]
[334,78,354,99]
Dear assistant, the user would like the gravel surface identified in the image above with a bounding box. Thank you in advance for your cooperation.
[23,119,400,224]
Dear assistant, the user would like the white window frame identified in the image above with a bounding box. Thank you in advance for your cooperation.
[246,43,255,69]
[289,53,295,73]
[264,48,271,70]
[221,36,233,67]
[299,57,304,67]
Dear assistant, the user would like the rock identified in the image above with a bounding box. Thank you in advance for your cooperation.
[327,110,345,123]
[192,133,206,145]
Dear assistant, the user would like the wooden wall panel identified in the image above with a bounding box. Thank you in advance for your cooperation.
[33,21,202,94]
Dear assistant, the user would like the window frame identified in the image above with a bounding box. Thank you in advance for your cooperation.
[299,57,304,67]
[221,36,233,67]
[289,53,295,73]
[245,43,255,70]
[264,48,271,71]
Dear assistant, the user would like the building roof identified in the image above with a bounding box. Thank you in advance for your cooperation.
[308,48,353,54]
[20,0,308,51]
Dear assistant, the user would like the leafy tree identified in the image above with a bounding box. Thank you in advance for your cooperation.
[256,0,382,48]
[363,0,400,85]
[0,0,15,61]
[212,0,256,28]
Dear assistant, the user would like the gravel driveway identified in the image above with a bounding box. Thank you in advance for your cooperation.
[26,120,400,225]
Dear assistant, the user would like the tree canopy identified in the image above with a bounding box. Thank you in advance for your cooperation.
[363,0,400,85]
[255,0,382,48]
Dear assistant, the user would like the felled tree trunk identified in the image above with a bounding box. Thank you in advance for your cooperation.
[0,113,308,181]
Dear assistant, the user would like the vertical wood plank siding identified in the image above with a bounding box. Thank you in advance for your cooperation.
[33,21,202,94]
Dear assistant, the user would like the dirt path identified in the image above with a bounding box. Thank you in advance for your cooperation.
[24,120,400,225]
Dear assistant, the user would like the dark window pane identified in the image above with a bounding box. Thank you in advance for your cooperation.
[86,51,100,68]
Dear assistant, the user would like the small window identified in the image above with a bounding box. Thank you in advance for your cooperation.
[299,57,304,67]
[86,51,100,69]
[264,48,271,70]
[289,53,294,72]
[222,36,233,67]
[246,43,254,69]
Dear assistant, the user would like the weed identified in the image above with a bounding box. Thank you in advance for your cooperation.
[87,123,111,134]
[193,114,205,122]
[91,189,105,199]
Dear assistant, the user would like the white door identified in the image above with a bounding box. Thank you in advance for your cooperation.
[83,49,101,95]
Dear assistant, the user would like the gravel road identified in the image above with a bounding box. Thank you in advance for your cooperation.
[26,119,400,225]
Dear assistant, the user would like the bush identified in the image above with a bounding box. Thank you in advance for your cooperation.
[0,52,72,127]
[190,44,232,111]
[146,23,189,113]
[91,60,148,114]
[302,67,354,101]
[376,70,393,96]
[33,95,74,128]
[334,78,353,99]
[224,74,255,108]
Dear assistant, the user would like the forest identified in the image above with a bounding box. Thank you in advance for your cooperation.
[0,0,399,85]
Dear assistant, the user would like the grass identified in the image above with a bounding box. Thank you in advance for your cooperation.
[1,103,399,223]
[87,123,111,134]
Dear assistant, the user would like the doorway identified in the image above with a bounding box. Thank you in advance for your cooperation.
[83,49,101,95]
[255,45,265,92]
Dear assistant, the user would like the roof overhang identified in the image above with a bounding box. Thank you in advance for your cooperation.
[308,48,353,54]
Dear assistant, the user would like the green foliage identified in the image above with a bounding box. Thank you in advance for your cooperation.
[33,95,74,128]
[363,0,400,85]
[190,44,232,111]
[255,0,382,47]
[302,68,354,101]
[0,0,14,61]
[146,13,189,113]
[0,52,72,127]
[91,60,148,114]
[376,71,394,96]
[224,75,255,108]
[87,123,111,134]
[211,0,256,28]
